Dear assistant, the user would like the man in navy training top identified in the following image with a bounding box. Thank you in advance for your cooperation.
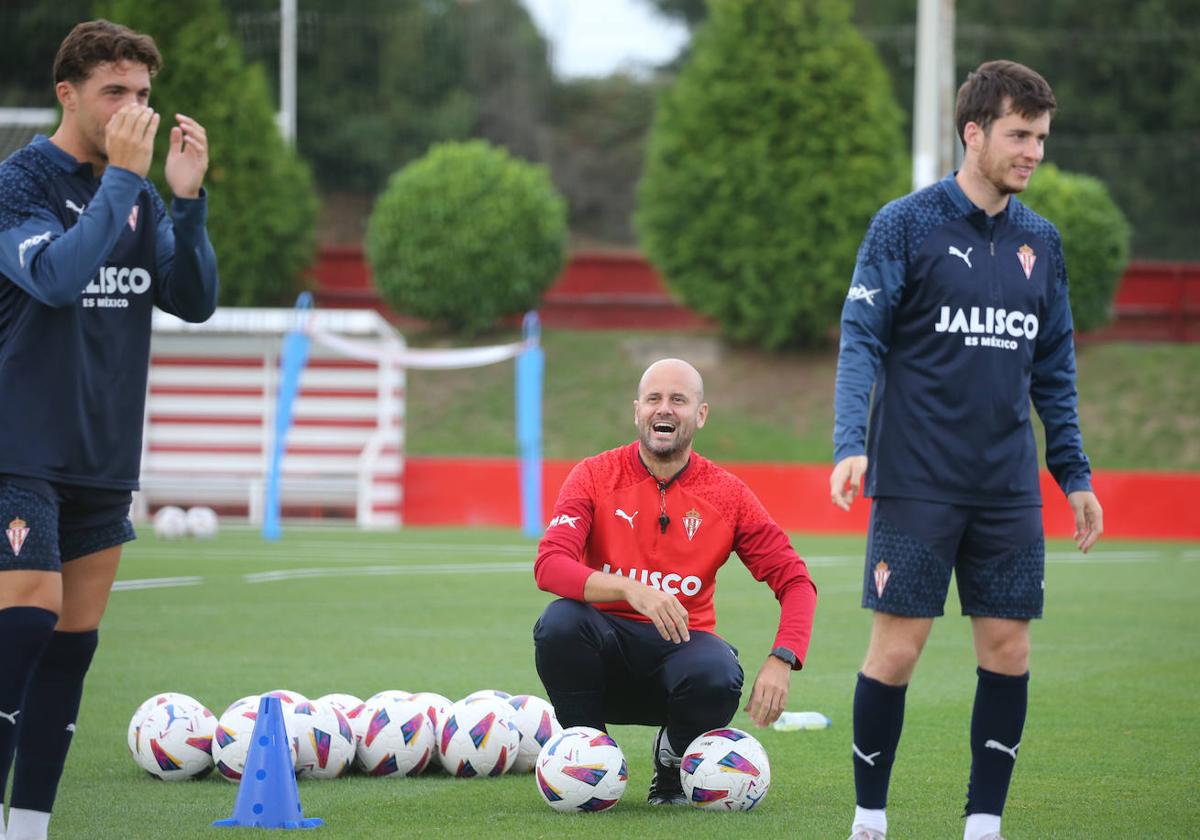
[0,20,218,840]
[830,60,1103,840]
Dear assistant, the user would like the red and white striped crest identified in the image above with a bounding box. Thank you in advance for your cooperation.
[682,508,702,541]
[873,560,890,597]
[1017,244,1036,280]
[6,517,29,557]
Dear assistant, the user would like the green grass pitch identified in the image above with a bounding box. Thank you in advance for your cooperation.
[50,526,1199,838]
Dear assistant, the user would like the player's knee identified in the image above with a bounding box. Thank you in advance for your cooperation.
[533,598,596,650]
[0,571,63,616]
[978,634,1030,675]
[862,641,923,684]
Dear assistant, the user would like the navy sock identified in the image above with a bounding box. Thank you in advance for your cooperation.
[10,629,99,813]
[852,672,908,809]
[0,606,58,808]
[965,667,1029,816]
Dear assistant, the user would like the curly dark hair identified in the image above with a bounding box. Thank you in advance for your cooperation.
[53,19,161,85]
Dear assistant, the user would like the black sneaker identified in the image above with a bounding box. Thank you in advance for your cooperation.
[647,727,688,805]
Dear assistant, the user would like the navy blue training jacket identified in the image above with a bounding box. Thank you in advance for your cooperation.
[0,136,218,490]
[833,172,1092,507]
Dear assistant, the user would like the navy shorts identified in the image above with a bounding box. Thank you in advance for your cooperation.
[862,497,1044,620]
[0,475,136,573]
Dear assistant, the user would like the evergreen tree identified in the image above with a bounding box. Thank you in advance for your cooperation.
[99,0,317,305]
[637,0,908,348]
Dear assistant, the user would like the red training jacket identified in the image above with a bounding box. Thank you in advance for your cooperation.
[534,442,817,666]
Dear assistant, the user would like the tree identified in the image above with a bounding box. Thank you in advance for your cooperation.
[636,0,908,348]
[100,0,318,305]
[366,141,567,334]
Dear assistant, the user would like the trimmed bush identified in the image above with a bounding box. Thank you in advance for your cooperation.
[636,0,908,349]
[1019,163,1132,334]
[101,0,318,306]
[366,140,567,333]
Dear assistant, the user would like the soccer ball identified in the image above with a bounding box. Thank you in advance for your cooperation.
[136,700,217,780]
[366,689,413,707]
[184,506,219,539]
[212,702,261,782]
[292,699,356,779]
[221,694,262,718]
[463,689,511,703]
[152,506,188,540]
[535,726,628,813]
[507,694,562,773]
[438,697,520,777]
[680,727,771,811]
[355,698,436,777]
[317,693,365,718]
[128,692,206,758]
[410,691,452,734]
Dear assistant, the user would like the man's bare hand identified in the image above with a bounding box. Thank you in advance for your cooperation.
[105,104,159,177]
[830,455,869,512]
[164,113,208,198]
[1067,490,1104,553]
[624,584,690,644]
[744,655,791,727]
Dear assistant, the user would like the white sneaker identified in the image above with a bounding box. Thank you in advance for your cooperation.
[848,829,886,840]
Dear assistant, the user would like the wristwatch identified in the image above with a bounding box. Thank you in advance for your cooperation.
[770,646,798,668]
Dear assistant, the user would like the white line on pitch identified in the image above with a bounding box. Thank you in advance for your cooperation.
[244,562,531,584]
[112,576,204,591]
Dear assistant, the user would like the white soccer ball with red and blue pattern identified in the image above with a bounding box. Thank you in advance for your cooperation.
[680,727,771,811]
[535,726,628,813]
[355,697,436,777]
[135,700,217,780]
[508,694,562,773]
[437,697,519,777]
[292,699,356,779]
[212,701,261,782]
[127,692,205,759]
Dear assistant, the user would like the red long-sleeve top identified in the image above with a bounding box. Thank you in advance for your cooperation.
[534,442,817,667]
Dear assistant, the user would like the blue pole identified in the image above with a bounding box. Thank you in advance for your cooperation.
[263,293,313,541]
[516,312,543,538]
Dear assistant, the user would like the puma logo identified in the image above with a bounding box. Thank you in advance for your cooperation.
[615,509,638,528]
[852,743,880,766]
[65,199,86,216]
[949,245,973,268]
[984,739,1020,760]
[0,709,19,725]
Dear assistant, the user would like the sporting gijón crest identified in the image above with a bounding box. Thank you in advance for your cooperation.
[6,517,29,557]
[873,561,890,597]
[682,508,703,541]
[1017,244,1036,280]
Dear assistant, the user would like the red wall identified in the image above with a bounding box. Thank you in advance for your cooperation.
[312,249,1200,339]
[403,457,1200,540]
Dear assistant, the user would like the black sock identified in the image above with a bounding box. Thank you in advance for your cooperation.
[852,671,908,809]
[10,629,99,813]
[965,667,1029,816]
[0,606,58,809]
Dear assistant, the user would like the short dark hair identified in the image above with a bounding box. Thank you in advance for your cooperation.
[955,60,1056,144]
[53,19,161,85]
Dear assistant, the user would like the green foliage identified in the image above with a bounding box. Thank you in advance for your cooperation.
[98,0,318,306]
[1019,164,1131,334]
[636,0,908,349]
[366,140,567,333]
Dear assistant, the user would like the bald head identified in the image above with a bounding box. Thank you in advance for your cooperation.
[637,358,704,403]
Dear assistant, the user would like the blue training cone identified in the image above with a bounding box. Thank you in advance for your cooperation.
[213,695,323,830]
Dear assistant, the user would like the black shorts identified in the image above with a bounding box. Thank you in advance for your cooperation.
[862,497,1045,620]
[0,475,136,573]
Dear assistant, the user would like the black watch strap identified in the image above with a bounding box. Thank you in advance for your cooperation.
[770,646,798,667]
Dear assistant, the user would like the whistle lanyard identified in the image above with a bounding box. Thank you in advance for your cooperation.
[638,453,690,534]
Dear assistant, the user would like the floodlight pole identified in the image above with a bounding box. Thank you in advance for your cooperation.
[279,0,297,144]
[912,0,956,189]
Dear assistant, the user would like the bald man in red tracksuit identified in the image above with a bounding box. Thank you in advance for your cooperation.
[533,358,817,805]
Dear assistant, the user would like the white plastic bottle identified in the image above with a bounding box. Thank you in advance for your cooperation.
[772,711,832,731]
